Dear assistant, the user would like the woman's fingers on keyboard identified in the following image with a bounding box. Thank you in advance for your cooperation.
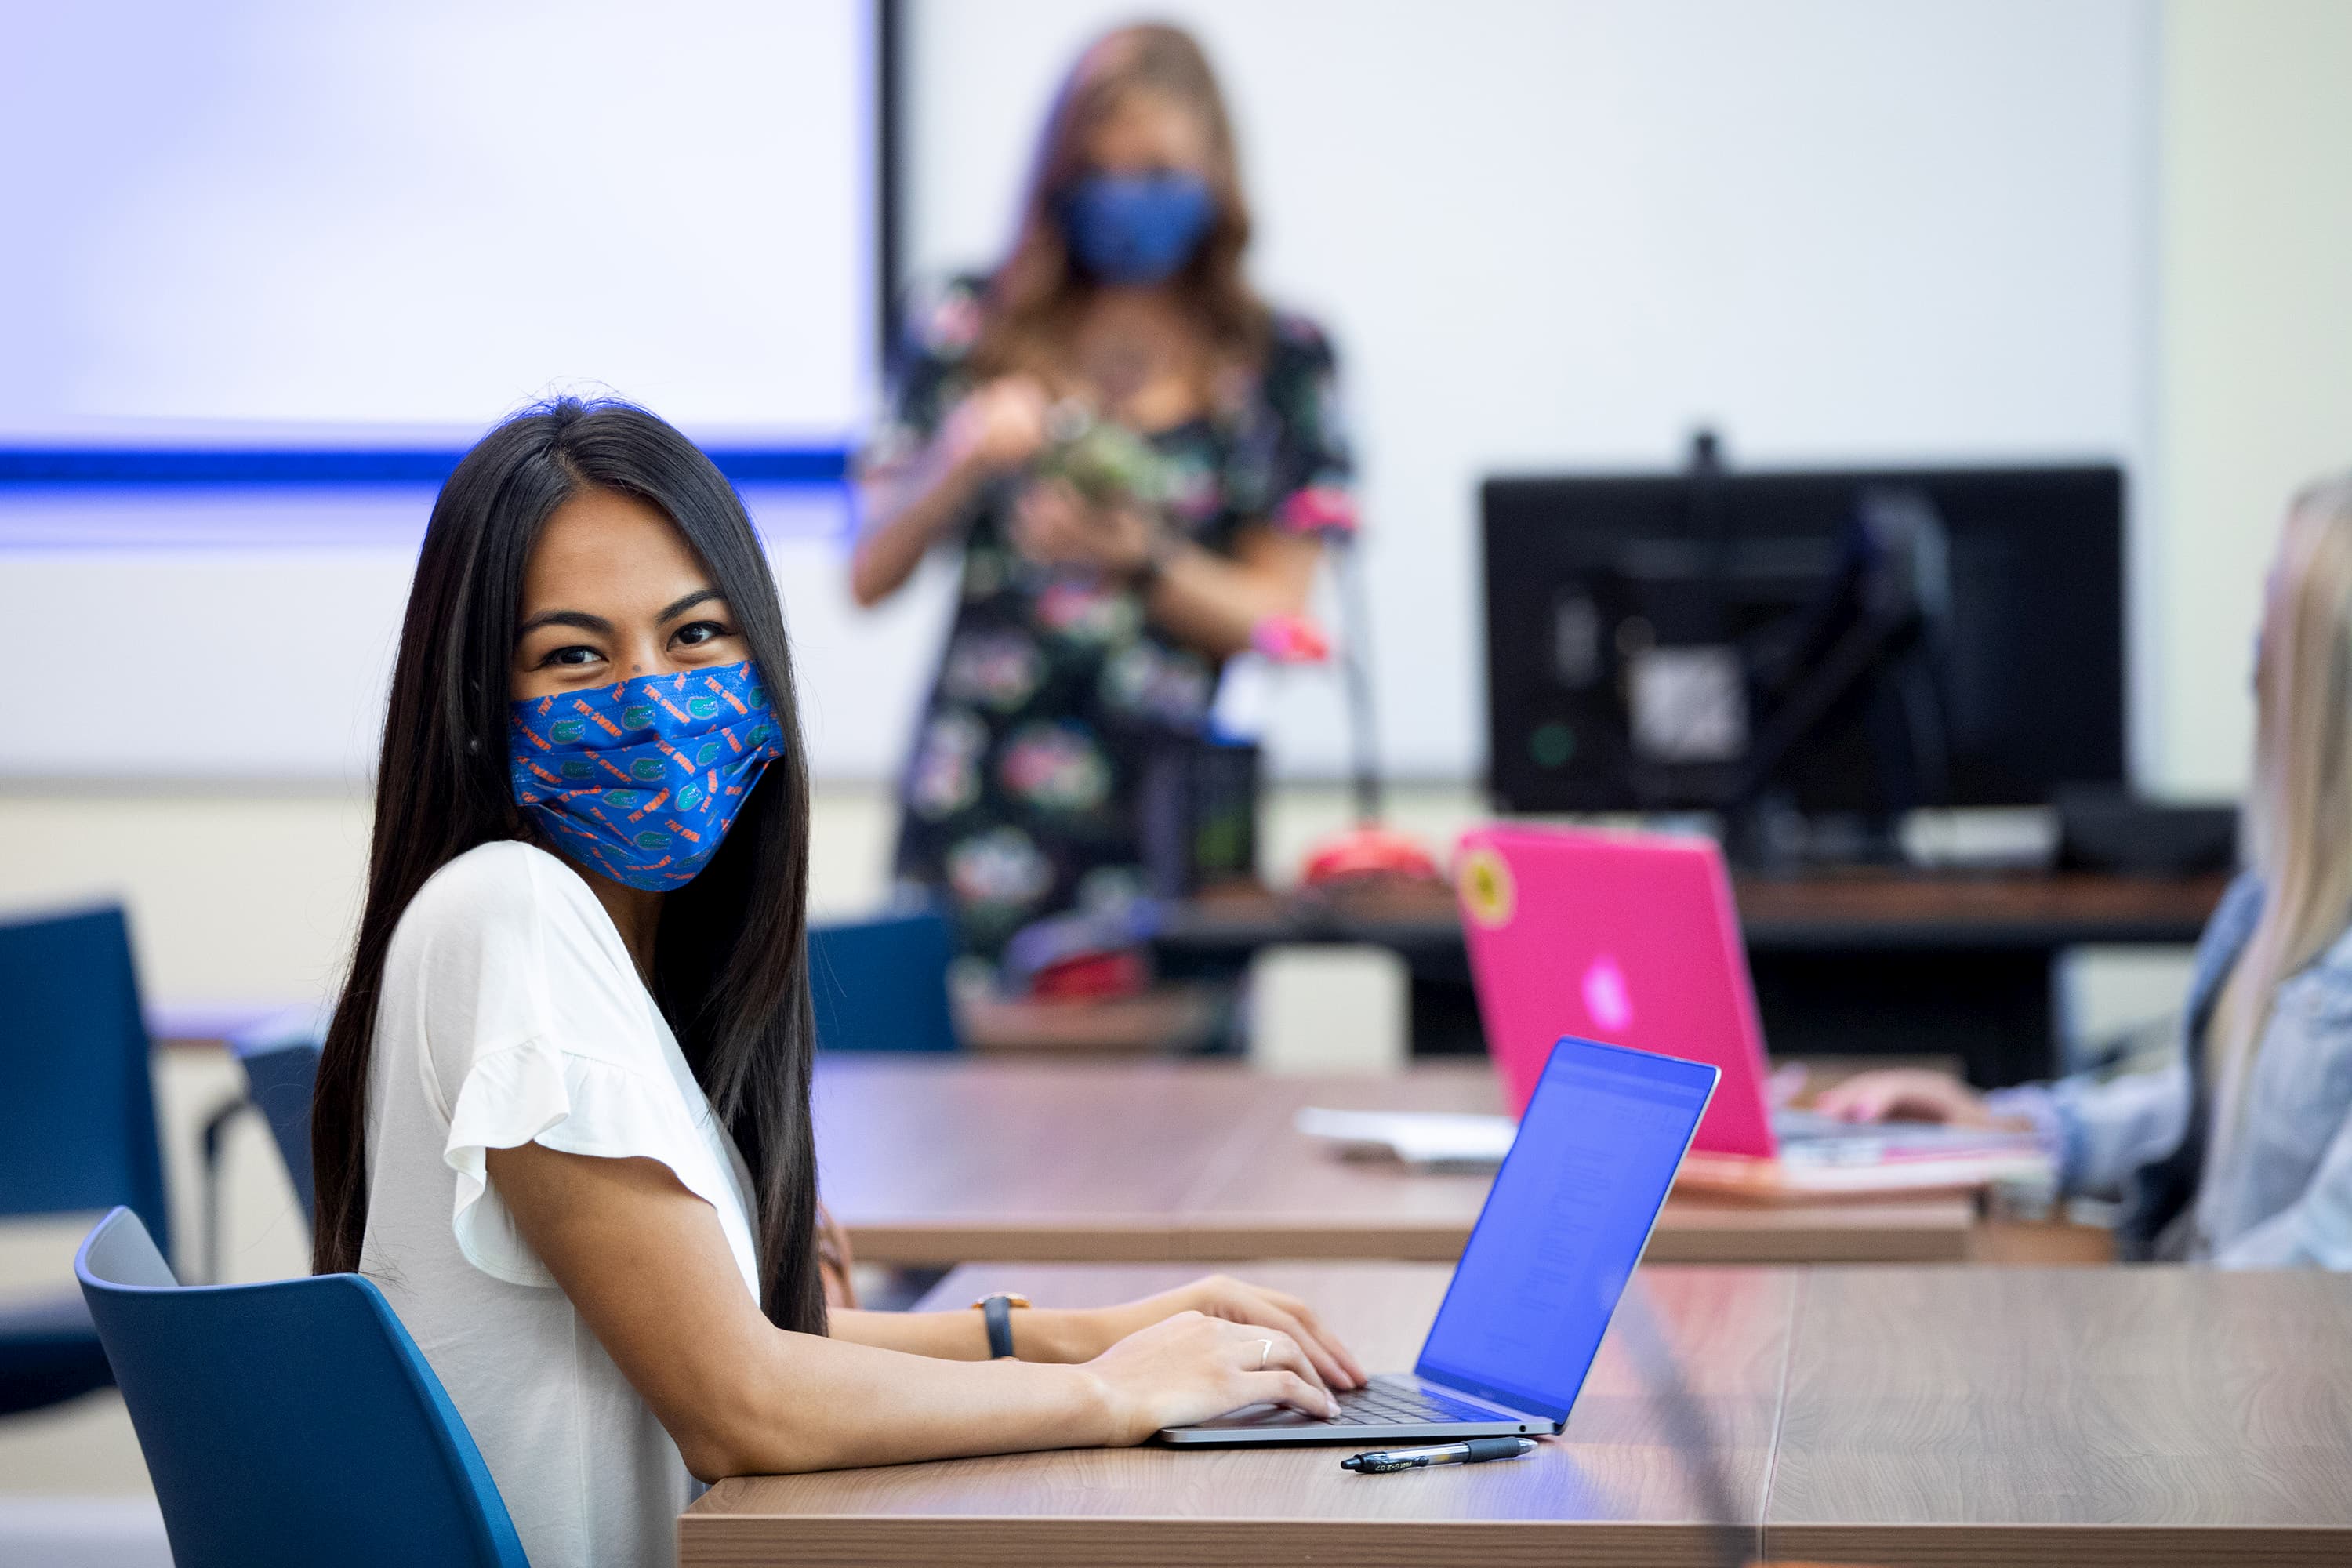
[1192,1276,1367,1390]
[1232,1323,1333,1410]
[1244,1368,1337,1418]
[1240,1298,1355,1391]
[1248,1287,1367,1388]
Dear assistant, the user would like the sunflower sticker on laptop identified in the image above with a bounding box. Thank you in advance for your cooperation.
[1457,844,1515,930]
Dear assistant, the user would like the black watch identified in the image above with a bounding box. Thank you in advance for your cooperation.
[973,1291,1030,1359]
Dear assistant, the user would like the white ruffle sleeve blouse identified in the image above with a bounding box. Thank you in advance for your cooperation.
[359,840,762,1568]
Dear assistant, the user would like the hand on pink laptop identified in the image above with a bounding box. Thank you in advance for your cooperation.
[1813,1069,2002,1129]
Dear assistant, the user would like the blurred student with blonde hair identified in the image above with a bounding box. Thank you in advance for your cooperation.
[1821,475,2352,1266]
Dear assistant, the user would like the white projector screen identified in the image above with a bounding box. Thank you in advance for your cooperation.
[0,0,876,444]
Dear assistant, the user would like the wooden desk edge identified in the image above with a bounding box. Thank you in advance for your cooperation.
[1762,1521,2352,1567]
[841,1215,1970,1267]
[1169,1218,1969,1265]
[838,1222,1182,1265]
[1156,873,2228,953]
[681,1508,1754,1568]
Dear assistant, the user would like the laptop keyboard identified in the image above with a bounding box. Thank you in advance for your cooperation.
[1323,1381,1511,1427]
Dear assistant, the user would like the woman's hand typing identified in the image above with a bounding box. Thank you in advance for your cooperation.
[1080,1310,1339,1444]
[1812,1068,1999,1128]
[1035,1273,1367,1392]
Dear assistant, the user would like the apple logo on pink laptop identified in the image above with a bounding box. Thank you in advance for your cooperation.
[1581,954,1635,1034]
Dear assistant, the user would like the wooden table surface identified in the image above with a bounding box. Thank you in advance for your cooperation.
[957,984,1227,1055]
[683,1262,2352,1568]
[1158,871,2229,956]
[685,1262,1791,1568]
[814,1058,1976,1269]
[1767,1267,2352,1565]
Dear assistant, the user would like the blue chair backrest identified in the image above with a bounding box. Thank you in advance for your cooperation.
[0,905,169,1258]
[77,1207,529,1568]
[229,1018,325,1221]
[808,909,960,1052]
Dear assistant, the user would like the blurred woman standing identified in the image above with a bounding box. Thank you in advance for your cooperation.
[853,24,1355,964]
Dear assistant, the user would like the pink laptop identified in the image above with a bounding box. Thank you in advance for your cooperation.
[1455,823,1777,1159]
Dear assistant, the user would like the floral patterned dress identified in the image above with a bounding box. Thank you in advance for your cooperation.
[867,276,1357,962]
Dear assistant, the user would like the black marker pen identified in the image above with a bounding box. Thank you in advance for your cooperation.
[1340,1436,1538,1474]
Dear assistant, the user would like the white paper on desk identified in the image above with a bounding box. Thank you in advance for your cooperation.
[1294,1107,1516,1170]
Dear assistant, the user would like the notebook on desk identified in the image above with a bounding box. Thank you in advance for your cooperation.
[1452,824,2049,1199]
[1290,1105,1516,1169]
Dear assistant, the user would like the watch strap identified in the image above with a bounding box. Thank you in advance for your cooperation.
[979,1293,1019,1359]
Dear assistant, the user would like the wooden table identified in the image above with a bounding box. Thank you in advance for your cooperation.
[1160,872,2230,956]
[815,1058,1976,1268]
[956,984,1225,1056]
[147,1001,292,1050]
[1155,873,2229,1082]
[685,1262,1788,1567]
[682,1262,2352,1568]
[1767,1267,2352,1564]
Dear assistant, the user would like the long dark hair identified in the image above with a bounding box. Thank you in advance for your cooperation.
[973,22,1269,383]
[312,398,827,1338]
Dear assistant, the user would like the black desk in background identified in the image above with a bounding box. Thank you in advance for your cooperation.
[1152,871,2229,1087]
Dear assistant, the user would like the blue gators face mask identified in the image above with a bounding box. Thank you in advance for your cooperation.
[1057,172,1215,286]
[510,659,783,891]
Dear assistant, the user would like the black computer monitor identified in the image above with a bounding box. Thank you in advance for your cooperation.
[1482,464,2125,816]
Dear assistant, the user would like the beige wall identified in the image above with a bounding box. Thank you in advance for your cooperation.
[0,782,1488,1009]
[0,788,373,1006]
[0,786,902,1007]
[2156,0,2352,794]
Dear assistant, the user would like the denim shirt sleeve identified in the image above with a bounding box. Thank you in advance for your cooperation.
[2207,935,2352,1267]
[1986,871,2266,1198]
[2209,1109,2352,1267]
[1987,1061,2190,1196]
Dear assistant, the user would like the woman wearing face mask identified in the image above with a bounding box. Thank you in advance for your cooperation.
[1820,476,2352,1267]
[854,23,1354,960]
[310,400,1363,1568]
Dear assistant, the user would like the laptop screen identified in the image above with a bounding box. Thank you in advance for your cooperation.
[1414,1036,1717,1422]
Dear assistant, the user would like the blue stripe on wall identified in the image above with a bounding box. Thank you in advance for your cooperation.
[0,446,852,486]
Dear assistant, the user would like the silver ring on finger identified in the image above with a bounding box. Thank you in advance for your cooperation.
[1256,1338,1272,1371]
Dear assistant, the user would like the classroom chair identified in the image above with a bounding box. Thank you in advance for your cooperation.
[234,1025,322,1219]
[808,908,961,1051]
[198,1008,325,1282]
[76,1207,530,1568]
[0,903,170,1416]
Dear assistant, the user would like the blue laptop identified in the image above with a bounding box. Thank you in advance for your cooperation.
[1158,1036,1718,1445]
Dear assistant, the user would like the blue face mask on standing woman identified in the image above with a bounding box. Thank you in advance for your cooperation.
[510,659,784,891]
[1057,171,1215,286]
